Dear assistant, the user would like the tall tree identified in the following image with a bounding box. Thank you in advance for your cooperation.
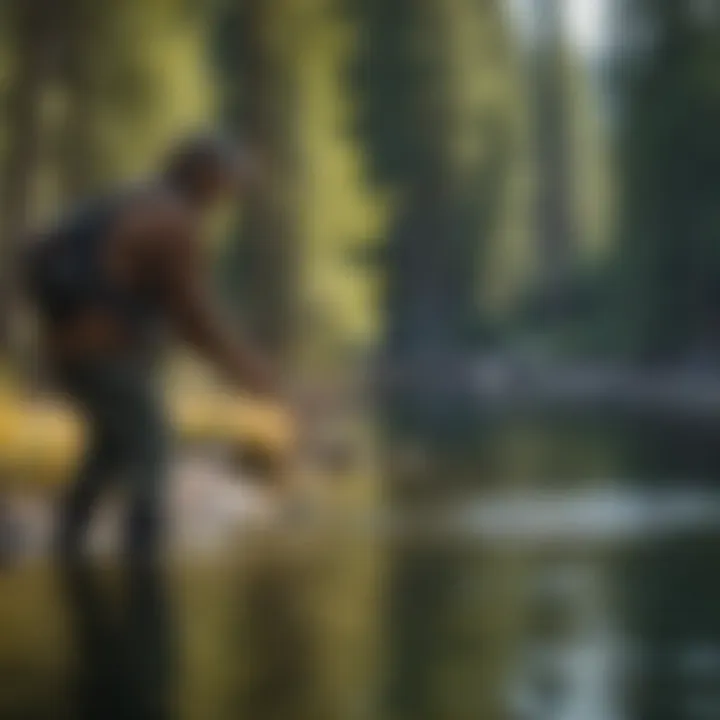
[215,0,388,381]
[349,0,519,395]
[0,0,58,362]
[611,0,720,364]
[215,0,303,368]
[528,0,578,311]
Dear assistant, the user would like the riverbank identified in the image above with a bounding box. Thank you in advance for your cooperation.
[378,357,720,419]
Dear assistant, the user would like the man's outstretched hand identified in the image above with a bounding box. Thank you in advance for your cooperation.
[238,352,280,399]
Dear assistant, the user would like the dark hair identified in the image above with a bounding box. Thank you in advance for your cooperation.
[163,131,238,188]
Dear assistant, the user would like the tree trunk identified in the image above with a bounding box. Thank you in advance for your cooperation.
[222,0,301,370]
[0,0,56,371]
[56,0,110,201]
[530,0,576,309]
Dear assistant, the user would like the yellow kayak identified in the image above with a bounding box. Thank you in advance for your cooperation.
[0,392,294,489]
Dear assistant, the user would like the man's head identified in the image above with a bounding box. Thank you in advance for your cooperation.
[162,132,260,210]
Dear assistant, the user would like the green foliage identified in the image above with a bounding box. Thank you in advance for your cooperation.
[0,0,213,215]
[215,0,385,368]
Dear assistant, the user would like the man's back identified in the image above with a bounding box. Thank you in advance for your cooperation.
[28,185,190,365]
[29,192,130,324]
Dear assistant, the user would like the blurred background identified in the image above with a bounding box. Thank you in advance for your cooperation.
[2,0,720,718]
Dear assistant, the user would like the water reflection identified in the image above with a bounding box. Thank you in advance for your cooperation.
[624,536,720,720]
[231,537,319,719]
[209,529,379,720]
[60,561,174,720]
[384,541,526,720]
[510,560,625,720]
[2,415,720,718]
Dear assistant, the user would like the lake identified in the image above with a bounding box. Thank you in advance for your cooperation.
[1,412,719,719]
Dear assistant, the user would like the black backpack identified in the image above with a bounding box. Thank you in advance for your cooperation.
[22,197,121,323]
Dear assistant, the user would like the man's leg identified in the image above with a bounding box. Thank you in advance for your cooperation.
[56,423,122,557]
[56,360,170,561]
[111,366,170,562]
[56,369,124,558]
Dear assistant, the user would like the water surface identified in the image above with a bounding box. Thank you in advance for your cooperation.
[1,414,719,719]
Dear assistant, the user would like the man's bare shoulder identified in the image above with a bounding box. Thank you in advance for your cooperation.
[120,185,199,266]
[125,187,192,237]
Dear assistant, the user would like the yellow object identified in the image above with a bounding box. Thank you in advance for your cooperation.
[0,393,294,489]
[171,394,296,453]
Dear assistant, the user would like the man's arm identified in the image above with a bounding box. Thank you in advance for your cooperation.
[152,210,276,396]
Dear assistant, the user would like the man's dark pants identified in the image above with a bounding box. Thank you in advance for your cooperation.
[56,356,170,560]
